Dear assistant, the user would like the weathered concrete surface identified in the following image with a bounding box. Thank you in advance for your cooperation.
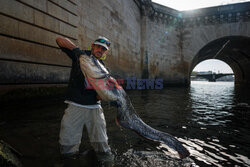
[0,0,250,93]
[144,13,184,84]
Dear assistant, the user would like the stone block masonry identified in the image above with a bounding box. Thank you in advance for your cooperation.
[1,0,250,94]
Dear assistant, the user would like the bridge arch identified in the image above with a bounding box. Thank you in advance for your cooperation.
[190,36,250,85]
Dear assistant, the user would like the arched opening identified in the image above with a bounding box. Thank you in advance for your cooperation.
[189,36,250,85]
[191,59,234,82]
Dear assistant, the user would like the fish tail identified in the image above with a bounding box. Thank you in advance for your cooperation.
[116,106,190,159]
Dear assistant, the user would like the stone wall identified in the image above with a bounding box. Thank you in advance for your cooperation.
[140,1,250,86]
[0,0,77,88]
[181,3,250,85]
[0,0,141,92]
[140,2,188,85]
[76,0,141,78]
[1,0,250,93]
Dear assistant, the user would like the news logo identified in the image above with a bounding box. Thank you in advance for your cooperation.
[85,77,163,90]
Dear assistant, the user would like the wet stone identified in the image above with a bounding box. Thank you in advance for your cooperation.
[0,140,22,167]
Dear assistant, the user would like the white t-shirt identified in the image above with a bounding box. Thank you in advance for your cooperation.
[64,100,101,109]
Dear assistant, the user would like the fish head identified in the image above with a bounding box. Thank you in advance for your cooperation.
[79,54,109,79]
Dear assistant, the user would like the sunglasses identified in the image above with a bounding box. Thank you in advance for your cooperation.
[96,39,111,47]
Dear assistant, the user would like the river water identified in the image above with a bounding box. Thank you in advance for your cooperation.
[0,81,250,166]
[106,81,250,167]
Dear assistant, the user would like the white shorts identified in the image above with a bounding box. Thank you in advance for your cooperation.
[59,104,110,153]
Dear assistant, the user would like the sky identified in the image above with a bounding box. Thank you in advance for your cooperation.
[152,0,250,11]
[193,59,233,73]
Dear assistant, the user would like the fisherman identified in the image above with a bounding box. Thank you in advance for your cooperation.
[56,36,114,164]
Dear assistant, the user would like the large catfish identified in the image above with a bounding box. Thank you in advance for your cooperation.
[79,54,190,159]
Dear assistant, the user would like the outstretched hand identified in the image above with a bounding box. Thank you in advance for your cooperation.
[56,37,77,50]
[96,95,102,100]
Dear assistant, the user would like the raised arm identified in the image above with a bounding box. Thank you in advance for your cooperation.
[56,37,77,50]
[56,37,79,60]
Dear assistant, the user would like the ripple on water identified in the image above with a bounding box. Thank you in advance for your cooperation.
[116,148,195,167]
[105,81,250,167]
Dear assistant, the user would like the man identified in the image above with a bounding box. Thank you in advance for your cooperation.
[55,36,113,163]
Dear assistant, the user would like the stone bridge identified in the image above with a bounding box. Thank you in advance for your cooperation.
[0,0,250,94]
[140,1,250,86]
[195,73,234,82]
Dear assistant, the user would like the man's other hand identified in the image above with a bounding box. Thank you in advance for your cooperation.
[96,95,102,100]
[56,37,77,50]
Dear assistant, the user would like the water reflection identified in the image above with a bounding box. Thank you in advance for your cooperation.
[1,81,250,166]
[104,81,250,167]
[190,81,234,126]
